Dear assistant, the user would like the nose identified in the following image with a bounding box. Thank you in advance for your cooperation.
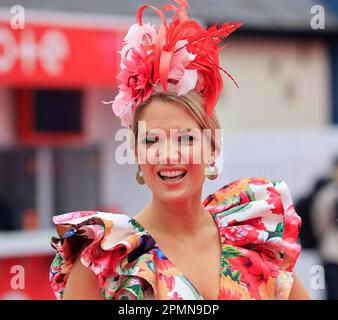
[157,136,180,164]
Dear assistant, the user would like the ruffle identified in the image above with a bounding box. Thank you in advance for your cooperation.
[202,176,302,299]
[50,212,157,300]
[49,176,302,300]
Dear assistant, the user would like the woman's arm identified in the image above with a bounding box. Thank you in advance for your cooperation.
[63,240,106,300]
[288,272,311,300]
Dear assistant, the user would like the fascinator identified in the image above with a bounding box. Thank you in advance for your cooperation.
[110,0,242,127]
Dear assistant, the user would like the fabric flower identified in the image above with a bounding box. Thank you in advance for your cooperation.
[112,47,155,126]
[111,86,134,128]
[108,0,242,127]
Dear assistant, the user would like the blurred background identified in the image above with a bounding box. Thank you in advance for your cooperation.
[0,0,338,300]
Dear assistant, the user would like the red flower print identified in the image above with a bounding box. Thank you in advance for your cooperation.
[228,251,279,300]
[266,186,284,215]
[283,204,301,242]
[220,225,260,246]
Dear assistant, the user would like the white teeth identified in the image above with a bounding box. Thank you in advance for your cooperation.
[159,170,186,177]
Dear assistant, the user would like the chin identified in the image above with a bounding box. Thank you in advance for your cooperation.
[155,191,194,204]
[145,168,205,201]
[151,181,203,204]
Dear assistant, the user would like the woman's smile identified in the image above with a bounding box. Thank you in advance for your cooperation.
[157,167,188,185]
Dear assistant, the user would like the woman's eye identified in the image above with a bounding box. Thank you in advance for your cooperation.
[178,135,194,143]
[142,136,159,144]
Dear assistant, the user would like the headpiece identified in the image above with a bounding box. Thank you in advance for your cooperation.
[110,0,242,127]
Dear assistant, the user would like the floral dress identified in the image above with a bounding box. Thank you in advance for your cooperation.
[49,176,302,300]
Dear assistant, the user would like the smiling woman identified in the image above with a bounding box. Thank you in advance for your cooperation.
[129,92,221,209]
[49,0,310,300]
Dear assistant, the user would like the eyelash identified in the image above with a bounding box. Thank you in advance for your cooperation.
[142,135,195,145]
[178,135,195,143]
[142,136,159,144]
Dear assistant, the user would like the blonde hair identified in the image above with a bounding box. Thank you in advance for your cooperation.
[131,90,222,159]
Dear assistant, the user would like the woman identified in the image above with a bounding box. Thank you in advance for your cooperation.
[49,0,310,300]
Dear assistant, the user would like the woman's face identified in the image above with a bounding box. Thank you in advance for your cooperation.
[135,98,213,203]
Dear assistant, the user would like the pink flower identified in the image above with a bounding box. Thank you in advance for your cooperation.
[112,47,156,127]
[120,22,157,68]
[111,86,134,128]
[124,23,157,49]
[167,40,197,95]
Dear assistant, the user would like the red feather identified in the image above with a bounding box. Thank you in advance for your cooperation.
[136,5,168,27]
[159,50,174,91]
[153,24,167,83]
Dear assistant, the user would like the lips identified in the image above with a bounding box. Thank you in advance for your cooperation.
[157,168,187,182]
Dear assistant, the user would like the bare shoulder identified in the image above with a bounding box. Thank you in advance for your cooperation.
[288,272,311,300]
[63,239,106,300]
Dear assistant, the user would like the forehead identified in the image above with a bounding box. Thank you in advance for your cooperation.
[139,98,200,130]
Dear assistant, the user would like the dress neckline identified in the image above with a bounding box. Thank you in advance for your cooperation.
[129,209,223,300]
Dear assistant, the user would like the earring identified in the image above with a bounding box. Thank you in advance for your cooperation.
[136,164,145,185]
[206,162,218,180]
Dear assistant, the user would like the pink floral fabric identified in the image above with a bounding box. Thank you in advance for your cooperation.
[49,176,302,300]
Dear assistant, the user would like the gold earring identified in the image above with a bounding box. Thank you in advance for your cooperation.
[206,162,218,180]
[136,164,145,185]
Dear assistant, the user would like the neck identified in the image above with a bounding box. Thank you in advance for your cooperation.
[138,189,211,241]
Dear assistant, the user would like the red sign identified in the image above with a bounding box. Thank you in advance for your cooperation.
[0,255,56,300]
[0,20,124,87]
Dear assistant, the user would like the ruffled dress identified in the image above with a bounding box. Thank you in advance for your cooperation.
[49,176,302,300]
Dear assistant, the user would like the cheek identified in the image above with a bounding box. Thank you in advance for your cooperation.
[180,142,205,165]
[188,164,206,184]
[137,145,158,165]
[141,164,155,179]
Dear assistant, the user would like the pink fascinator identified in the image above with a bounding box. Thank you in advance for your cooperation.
[111,0,242,127]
